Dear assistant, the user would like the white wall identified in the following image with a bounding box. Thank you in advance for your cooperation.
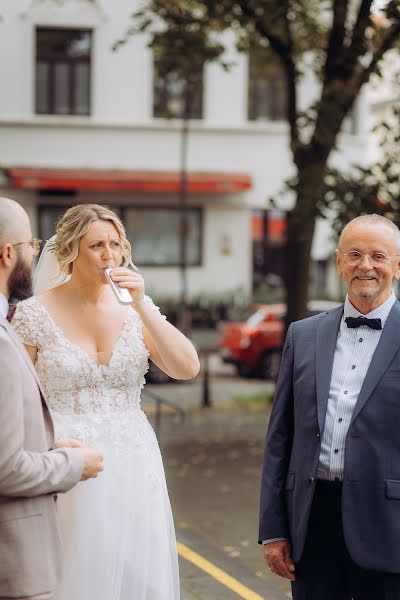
[0,185,253,298]
[0,0,368,191]
[143,205,251,298]
[0,0,373,298]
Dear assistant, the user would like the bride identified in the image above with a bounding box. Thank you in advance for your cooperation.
[12,203,200,600]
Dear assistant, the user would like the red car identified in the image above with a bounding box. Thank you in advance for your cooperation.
[219,300,341,380]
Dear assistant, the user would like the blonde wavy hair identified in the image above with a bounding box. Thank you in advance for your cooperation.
[53,204,135,275]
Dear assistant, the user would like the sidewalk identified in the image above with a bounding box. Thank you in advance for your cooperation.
[144,351,274,413]
[144,358,292,600]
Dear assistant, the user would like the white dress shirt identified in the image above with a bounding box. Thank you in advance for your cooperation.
[0,293,9,319]
[317,292,396,480]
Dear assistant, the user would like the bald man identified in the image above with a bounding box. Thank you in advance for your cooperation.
[0,198,104,600]
[260,214,400,599]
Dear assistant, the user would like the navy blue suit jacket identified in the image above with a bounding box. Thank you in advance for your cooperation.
[259,301,400,573]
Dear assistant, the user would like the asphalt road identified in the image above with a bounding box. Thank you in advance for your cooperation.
[145,357,292,600]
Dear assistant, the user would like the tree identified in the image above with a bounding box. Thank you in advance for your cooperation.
[320,101,400,237]
[117,0,400,326]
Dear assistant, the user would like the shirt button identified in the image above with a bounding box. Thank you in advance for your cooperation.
[359,338,363,342]
[352,365,356,369]
[344,390,348,394]
[334,449,339,454]
[338,418,343,423]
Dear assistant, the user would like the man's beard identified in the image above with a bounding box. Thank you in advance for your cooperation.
[8,251,33,302]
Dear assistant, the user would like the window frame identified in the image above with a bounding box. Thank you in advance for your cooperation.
[152,54,204,120]
[248,52,287,122]
[35,27,92,116]
[121,205,203,268]
[38,204,203,268]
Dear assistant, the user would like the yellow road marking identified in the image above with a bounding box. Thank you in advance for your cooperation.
[177,541,265,600]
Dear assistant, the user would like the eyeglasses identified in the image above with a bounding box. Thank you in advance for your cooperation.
[340,250,400,267]
[0,238,43,258]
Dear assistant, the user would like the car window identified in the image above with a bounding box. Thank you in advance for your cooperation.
[246,309,269,327]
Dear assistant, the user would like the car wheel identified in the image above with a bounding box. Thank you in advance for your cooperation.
[237,363,255,378]
[259,351,281,381]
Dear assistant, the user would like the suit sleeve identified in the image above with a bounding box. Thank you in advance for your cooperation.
[0,333,84,497]
[258,323,294,543]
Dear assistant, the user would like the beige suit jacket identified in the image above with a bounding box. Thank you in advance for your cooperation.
[0,314,83,599]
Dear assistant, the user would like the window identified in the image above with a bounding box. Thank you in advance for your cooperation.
[252,209,287,291]
[39,205,202,268]
[248,50,287,122]
[36,28,92,115]
[124,208,202,266]
[153,54,203,119]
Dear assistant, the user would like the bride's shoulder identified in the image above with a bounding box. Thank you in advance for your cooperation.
[14,295,44,320]
[14,295,38,312]
[12,296,48,346]
[130,295,167,326]
[144,295,167,320]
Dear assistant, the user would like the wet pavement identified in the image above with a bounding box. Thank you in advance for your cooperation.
[145,355,292,600]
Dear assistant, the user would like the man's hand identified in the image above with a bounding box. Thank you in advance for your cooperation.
[264,540,295,581]
[78,448,104,481]
[55,438,87,449]
[54,439,103,480]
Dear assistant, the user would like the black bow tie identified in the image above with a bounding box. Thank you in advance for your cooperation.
[345,316,382,330]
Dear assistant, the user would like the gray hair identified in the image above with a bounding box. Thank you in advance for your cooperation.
[338,214,400,252]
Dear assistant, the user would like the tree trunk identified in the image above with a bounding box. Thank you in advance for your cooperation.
[285,160,327,330]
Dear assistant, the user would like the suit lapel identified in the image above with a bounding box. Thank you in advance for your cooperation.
[315,306,344,434]
[350,300,400,425]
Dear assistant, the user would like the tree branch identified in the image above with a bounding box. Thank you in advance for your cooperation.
[357,19,400,86]
[349,0,374,50]
[236,0,291,63]
[282,2,301,156]
[309,0,375,167]
[310,13,400,168]
[324,0,350,82]
[237,0,301,153]
[344,0,374,72]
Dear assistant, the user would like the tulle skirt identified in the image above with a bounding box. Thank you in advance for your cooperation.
[53,408,180,600]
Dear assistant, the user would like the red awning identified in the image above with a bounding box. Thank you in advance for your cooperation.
[8,168,252,194]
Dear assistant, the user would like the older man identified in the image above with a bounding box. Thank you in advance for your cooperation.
[0,197,104,600]
[259,214,400,599]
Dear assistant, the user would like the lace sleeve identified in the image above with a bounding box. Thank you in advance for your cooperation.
[143,295,167,320]
[11,298,45,348]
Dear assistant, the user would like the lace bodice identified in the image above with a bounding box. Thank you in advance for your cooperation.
[13,295,166,416]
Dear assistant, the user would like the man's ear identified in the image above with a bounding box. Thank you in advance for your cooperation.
[393,259,400,281]
[336,249,342,276]
[0,244,13,268]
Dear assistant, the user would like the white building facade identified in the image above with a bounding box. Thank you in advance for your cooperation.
[0,0,370,301]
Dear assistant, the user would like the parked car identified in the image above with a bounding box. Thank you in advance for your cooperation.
[218,300,341,380]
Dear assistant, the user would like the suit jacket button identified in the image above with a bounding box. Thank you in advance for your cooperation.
[309,477,315,483]
[316,433,320,438]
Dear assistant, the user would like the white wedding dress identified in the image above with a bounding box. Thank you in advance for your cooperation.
[13,295,180,600]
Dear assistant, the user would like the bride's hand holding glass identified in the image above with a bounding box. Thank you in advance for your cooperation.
[108,268,145,308]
